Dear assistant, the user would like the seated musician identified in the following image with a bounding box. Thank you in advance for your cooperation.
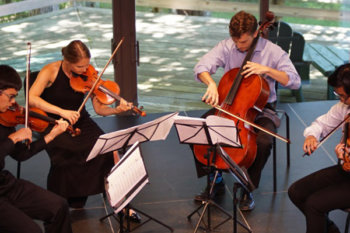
[193,11,301,211]
[0,64,72,233]
[289,64,350,233]
[28,40,141,221]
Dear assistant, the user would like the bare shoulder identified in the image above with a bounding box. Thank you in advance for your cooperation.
[38,61,61,84]
[41,61,60,75]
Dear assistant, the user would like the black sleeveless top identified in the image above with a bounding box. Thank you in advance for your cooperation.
[40,62,114,198]
[41,63,89,122]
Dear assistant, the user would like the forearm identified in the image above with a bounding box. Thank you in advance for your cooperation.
[198,72,217,88]
[266,68,289,86]
[11,139,46,161]
[304,103,347,139]
[29,95,63,117]
[95,105,119,116]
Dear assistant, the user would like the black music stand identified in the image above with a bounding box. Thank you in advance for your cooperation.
[88,112,178,232]
[174,115,241,232]
[216,144,254,233]
[87,112,178,161]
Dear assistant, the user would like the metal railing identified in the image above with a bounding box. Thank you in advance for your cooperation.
[0,0,349,21]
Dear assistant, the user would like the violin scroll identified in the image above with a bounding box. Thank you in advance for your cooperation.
[131,105,146,117]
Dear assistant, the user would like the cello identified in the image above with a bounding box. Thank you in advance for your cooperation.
[193,12,277,170]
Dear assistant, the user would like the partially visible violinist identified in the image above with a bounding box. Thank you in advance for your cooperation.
[288,64,350,233]
[0,64,72,233]
[28,40,140,221]
[192,11,301,211]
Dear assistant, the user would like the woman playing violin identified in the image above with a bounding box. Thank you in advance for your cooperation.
[28,40,133,209]
[193,11,301,211]
[0,65,72,233]
[289,64,350,233]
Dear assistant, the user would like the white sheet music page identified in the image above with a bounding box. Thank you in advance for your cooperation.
[206,115,241,147]
[86,112,178,161]
[105,142,149,214]
[174,115,208,144]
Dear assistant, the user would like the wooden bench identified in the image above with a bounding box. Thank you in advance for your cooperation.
[268,21,309,102]
[304,43,349,99]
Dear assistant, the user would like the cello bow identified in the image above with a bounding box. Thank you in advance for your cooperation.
[214,105,290,144]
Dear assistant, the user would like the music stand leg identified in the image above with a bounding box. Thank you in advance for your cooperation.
[100,212,115,222]
[100,211,127,232]
[233,183,252,233]
[188,170,232,232]
[194,201,210,232]
[100,204,173,232]
[129,205,174,232]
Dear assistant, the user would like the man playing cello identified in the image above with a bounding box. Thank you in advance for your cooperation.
[193,11,301,211]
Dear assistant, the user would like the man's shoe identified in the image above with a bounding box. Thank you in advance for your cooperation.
[129,212,142,223]
[239,192,255,211]
[194,180,225,202]
[123,209,141,223]
[124,209,142,223]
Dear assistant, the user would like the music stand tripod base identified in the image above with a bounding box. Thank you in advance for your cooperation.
[100,204,174,233]
[187,167,232,232]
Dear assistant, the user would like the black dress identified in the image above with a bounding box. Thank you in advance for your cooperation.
[41,63,114,199]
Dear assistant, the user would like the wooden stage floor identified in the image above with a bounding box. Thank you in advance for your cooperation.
[4,100,350,233]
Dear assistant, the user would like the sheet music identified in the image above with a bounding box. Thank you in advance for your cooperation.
[105,141,149,213]
[174,115,241,147]
[86,112,178,161]
[174,115,207,144]
[206,115,241,147]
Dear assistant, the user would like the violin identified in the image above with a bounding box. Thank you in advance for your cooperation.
[0,103,80,136]
[70,64,146,117]
[341,121,350,171]
[193,12,276,170]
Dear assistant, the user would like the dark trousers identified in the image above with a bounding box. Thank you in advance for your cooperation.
[0,179,72,233]
[288,165,350,233]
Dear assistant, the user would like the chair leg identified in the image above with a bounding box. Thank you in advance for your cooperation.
[272,110,290,192]
[285,112,290,167]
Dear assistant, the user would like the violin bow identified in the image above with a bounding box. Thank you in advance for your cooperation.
[24,42,32,148]
[25,42,31,130]
[214,105,290,144]
[77,37,124,114]
[303,113,350,157]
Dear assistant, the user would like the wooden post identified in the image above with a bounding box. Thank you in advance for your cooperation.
[259,0,270,39]
[259,0,269,22]
[112,0,138,109]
